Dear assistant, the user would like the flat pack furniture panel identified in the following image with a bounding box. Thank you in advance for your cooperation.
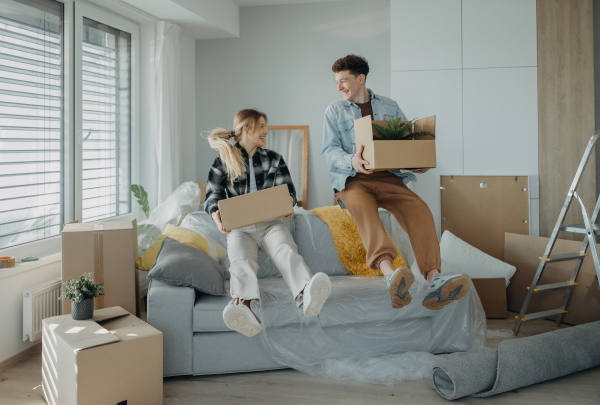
[440,175,532,261]
[504,233,600,326]
[391,0,462,71]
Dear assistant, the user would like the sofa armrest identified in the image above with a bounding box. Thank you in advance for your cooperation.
[147,280,195,377]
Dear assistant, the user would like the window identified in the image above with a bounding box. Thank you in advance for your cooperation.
[0,0,63,250]
[0,0,138,254]
[80,17,131,222]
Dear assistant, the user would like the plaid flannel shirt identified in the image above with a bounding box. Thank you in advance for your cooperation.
[204,143,297,216]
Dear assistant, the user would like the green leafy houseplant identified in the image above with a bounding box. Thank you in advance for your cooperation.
[372,117,435,141]
[58,272,104,303]
[130,184,150,218]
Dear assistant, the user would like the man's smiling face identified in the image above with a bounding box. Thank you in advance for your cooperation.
[335,70,365,102]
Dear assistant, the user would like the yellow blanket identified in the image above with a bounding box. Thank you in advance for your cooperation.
[311,206,407,277]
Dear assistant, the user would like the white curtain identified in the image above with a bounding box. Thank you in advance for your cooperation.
[154,21,183,203]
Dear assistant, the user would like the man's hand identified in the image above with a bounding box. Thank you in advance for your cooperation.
[211,210,231,234]
[411,168,430,174]
[284,196,294,219]
[352,145,372,174]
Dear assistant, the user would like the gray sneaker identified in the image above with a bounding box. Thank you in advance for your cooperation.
[422,274,470,310]
[384,266,414,309]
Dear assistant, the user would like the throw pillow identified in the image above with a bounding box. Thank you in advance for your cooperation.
[136,224,227,270]
[439,231,516,287]
[147,237,226,295]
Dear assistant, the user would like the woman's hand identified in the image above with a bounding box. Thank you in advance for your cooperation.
[411,168,430,174]
[284,196,294,219]
[212,210,231,234]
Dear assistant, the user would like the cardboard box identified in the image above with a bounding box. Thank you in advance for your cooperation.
[218,184,293,231]
[354,115,436,171]
[504,233,600,325]
[61,221,138,316]
[41,307,162,405]
[472,278,508,319]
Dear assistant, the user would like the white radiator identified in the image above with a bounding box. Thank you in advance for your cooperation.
[23,278,62,342]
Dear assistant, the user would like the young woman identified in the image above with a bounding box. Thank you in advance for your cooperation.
[205,109,331,337]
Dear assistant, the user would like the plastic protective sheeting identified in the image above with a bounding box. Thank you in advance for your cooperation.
[255,275,486,385]
[137,181,201,255]
[179,208,487,385]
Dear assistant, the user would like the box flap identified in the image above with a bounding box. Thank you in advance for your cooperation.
[414,115,436,135]
[354,115,376,144]
[42,315,120,350]
[63,221,133,233]
[92,306,131,322]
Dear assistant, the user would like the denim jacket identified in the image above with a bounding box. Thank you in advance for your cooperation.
[321,89,417,192]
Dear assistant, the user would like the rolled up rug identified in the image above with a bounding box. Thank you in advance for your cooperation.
[433,321,600,400]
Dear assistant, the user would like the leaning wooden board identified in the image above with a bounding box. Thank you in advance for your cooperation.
[441,176,531,261]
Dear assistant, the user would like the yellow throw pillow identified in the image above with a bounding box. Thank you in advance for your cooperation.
[136,224,227,270]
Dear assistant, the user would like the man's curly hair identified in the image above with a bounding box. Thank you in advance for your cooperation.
[331,54,369,78]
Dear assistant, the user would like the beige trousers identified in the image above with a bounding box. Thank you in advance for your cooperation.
[336,172,441,276]
[227,219,313,306]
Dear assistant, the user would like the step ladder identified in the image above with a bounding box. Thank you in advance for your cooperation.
[513,130,600,335]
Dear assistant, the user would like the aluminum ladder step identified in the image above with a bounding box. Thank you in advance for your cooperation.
[515,308,568,322]
[527,281,578,293]
[560,223,600,235]
[539,253,588,263]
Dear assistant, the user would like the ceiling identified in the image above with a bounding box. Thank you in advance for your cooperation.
[95,0,348,40]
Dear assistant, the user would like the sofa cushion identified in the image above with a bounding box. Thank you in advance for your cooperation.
[148,237,227,295]
[193,276,433,333]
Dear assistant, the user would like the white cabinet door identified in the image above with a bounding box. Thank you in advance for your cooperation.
[392,69,463,237]
[463,67,538,176]
[462,0,537,69]
[391,0,462,71]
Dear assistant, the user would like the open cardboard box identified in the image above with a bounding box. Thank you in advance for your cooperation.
[41,307,162,405]
[354,115,436,171]
[61,220,138,316]
[218,184,294,231]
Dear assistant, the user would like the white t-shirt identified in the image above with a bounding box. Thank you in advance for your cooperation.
[249,162,258,193]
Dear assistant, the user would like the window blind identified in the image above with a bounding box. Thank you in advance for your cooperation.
[0,0,63,249]
[81,17,131,223]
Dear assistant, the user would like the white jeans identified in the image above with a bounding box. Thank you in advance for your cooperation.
[227,219,312,307]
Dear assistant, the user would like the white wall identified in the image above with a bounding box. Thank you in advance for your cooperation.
[391,0,539,237]
[180,34,197,183]
[195,0,392,209]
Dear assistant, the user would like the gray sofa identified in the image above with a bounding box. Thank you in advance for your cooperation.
[147,210,483,377]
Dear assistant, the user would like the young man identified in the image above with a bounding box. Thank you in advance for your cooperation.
[321,54,469,310]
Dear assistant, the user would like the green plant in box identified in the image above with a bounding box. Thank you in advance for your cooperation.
[372,117,435,141]
[58,272,104,303]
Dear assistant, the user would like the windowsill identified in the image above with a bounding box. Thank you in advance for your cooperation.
[0,253,61,281]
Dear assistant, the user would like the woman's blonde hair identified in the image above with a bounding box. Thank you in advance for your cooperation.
[207,109,268,184]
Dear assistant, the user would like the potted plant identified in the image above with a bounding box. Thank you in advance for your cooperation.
[58,272,104,320]
[372,117,435,140]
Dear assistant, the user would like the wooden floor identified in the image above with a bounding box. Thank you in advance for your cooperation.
[2,313,599,405]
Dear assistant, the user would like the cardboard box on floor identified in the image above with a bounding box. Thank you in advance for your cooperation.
[471,278,507,319]
[61,221,138,316]
[218,184,294,231]
[504,233,600,325]
[354,115,436,171]
[41,307,162,405]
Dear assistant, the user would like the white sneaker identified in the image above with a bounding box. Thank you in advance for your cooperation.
[422,274,470,310]
[222,299,262,337]
[303,273,331,317]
